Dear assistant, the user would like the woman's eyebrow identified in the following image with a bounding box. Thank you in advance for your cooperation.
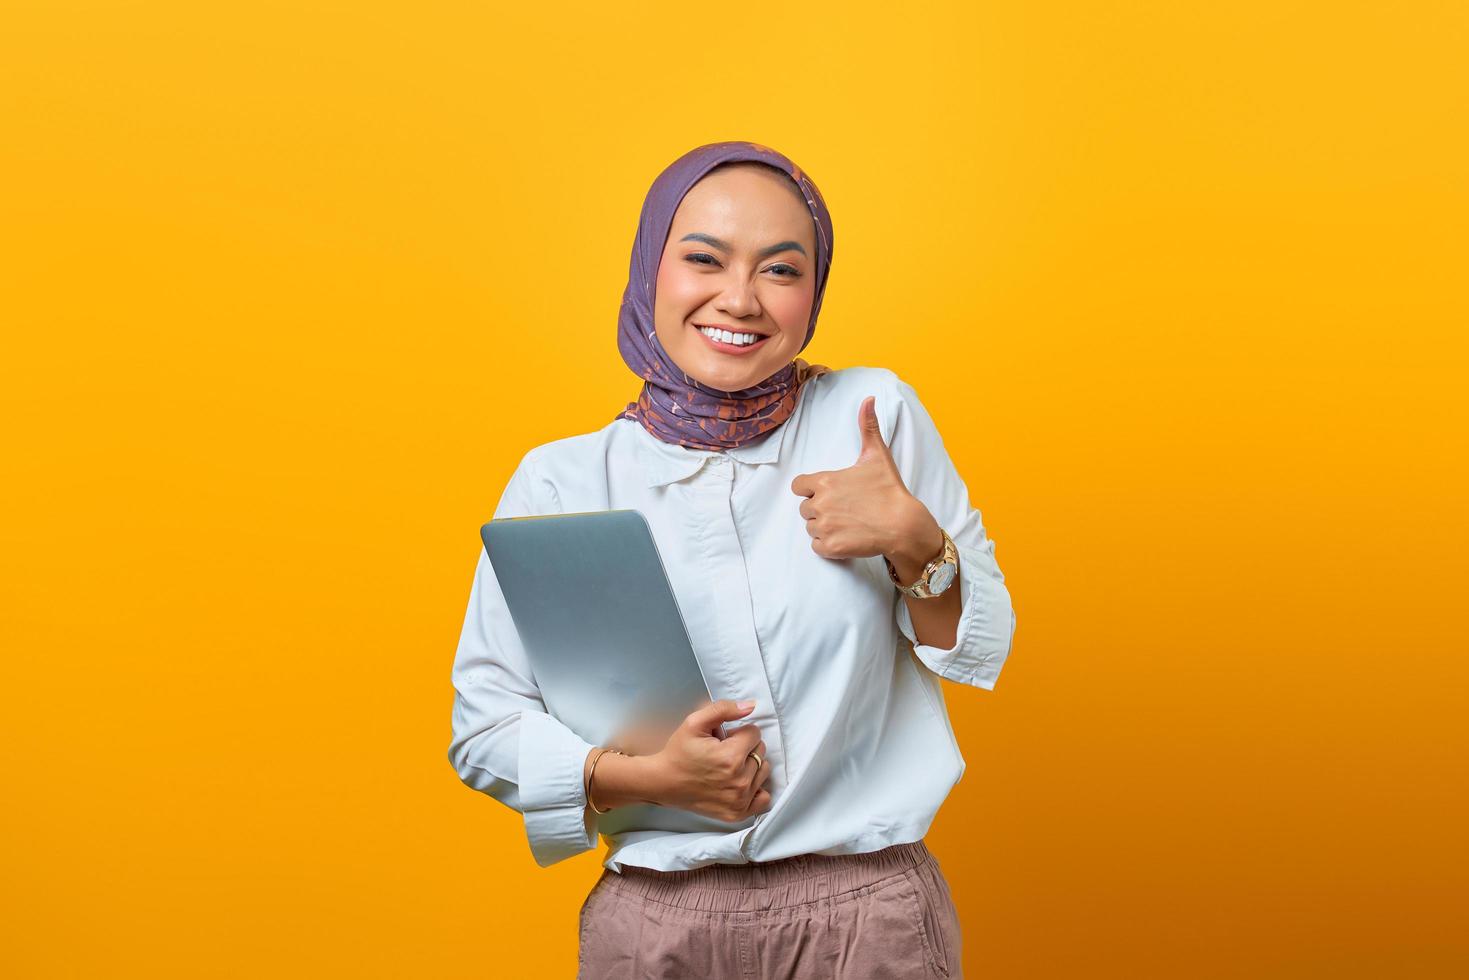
[679,233,807,259]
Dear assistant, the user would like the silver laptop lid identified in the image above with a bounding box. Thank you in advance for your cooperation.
[480,509,714,756]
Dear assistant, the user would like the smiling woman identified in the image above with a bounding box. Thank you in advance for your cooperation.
[614,147,837,452]
[653,162,818,392]
[447,140,1015,979]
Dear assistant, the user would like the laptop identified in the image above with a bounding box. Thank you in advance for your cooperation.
[480,509,717,759]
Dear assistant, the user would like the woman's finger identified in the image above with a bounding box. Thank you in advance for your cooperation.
[746,788,772,815]
[749,756,772,792]
[723,724,762,759]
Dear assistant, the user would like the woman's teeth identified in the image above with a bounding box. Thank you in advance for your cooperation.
[698,325,762,347]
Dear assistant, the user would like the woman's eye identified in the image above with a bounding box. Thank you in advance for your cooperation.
[684,253,799,278]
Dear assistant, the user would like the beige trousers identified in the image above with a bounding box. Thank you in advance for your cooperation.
[576,839,963,979]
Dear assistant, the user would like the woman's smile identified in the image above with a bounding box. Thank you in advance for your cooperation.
[692,322,774,356]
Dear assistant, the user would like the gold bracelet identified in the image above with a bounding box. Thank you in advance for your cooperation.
[586,747,624,815]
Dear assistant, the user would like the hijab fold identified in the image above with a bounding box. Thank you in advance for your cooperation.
[615,141,835,451]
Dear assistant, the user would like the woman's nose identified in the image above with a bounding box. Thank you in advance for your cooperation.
[715,280,761,319]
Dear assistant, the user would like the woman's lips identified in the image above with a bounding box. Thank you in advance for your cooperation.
[694,324,772,355]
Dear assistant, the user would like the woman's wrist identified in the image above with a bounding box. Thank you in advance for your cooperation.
[585,749,665,811]
[884,500,944,585]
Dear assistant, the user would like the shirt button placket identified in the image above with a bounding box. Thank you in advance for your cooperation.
[697,455,783,855]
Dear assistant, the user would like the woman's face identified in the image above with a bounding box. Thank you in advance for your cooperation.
[653,165,818,394]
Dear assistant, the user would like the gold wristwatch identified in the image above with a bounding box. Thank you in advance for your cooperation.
[885,527,960,599]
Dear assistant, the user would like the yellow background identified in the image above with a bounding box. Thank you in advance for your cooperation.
[3,2,1466,977]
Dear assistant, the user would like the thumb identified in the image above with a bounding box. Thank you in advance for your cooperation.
[685,698,756,736]
[856,395,892,462]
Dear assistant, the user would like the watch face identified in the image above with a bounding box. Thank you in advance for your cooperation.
[928,561,958,595]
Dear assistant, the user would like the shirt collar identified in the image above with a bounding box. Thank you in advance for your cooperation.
[630,412,794,489]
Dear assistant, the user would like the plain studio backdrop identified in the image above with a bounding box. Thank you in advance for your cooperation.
[2,2,1465,977]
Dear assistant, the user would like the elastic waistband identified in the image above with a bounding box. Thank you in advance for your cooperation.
[601,840,933,913]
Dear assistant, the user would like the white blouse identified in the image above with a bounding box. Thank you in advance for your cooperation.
[447,366,1016,872]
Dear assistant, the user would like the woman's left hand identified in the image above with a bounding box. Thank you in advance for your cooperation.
[790,395,939,562]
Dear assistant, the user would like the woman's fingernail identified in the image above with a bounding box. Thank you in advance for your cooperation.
[737,699,756,710]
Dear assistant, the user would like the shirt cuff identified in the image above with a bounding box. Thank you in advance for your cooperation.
[517,710,601,867]
[895,540,1016,690]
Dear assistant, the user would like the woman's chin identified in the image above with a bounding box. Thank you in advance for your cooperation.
[667,338,791,391]
[694,360,775,393]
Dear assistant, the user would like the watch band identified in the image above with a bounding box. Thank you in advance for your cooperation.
[885,527,959,599]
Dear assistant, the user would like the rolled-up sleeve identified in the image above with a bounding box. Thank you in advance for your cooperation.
[446,453,600,867]
[884,373,1017,689]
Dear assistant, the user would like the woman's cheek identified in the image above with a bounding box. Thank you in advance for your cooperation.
[657,269,705,318]
[766,284,816,336]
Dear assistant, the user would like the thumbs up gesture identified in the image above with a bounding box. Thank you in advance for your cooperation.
[790,395,941,564]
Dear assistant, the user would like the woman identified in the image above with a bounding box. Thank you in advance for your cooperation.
[447,141,1016,978]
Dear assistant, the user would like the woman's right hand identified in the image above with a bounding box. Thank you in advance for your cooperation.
[646,699,772,822]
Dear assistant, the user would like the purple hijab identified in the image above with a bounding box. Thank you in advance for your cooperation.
[615,141,835,451]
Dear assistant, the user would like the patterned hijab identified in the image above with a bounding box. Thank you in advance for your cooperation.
[615,141,834,451]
